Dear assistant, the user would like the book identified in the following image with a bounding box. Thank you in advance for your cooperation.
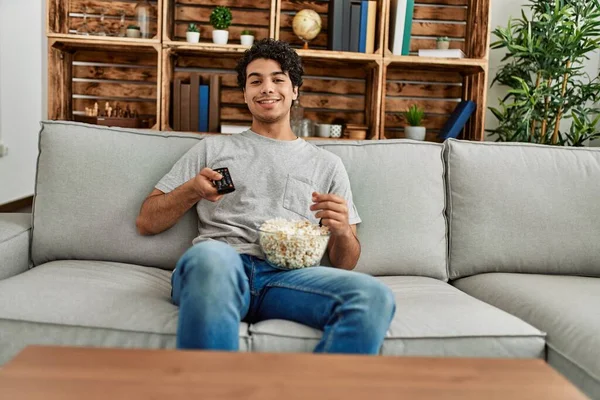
[401,0,415,55]
[389,0,407,55]
[439,100,476,140]
[365,1,377,53]
[173,78,181,131]
[180,83,190,132]
[327,0,344,51]
[208,75,221,133]
[199,84,209,132]
[358,1,369,53]
[349,3,361,52]
[190,73,200,132]
[418,49,466,58]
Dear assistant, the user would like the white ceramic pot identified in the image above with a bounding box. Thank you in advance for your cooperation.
[316,124,332,138]
[186,31,200,43]
[126,28,141,38]
[240,35,254,46]
[436,41,450,50]
[405,126,426,140]
[212,30,229,45]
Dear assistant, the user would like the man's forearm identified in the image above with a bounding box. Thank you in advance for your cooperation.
[137,179,202,235]
[328,229,361,270]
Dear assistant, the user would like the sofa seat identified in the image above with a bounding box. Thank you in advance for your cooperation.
[453,273,600,399]
[0,263,545,364]
[250,276,545,357]
[0,260,251,364]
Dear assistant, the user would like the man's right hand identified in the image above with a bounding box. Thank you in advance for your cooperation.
[194,168,224,202]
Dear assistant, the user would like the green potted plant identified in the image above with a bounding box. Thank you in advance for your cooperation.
[186,23,200,43]
[126,24,140,38]
[436,36,450,49]
[240,29,255,46]
[488,0,600,146]
[210,6,233,45]
[403,104,426,140]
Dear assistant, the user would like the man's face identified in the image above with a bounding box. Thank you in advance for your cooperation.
[243,58,298,124]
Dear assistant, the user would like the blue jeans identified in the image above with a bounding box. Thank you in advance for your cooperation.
[171,240,396,354]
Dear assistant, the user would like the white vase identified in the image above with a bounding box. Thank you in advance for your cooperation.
[126,28,141,38]
[186,31,200,43]
[212,30,229,45]
[405,126,426,140]
[240,35,254,46]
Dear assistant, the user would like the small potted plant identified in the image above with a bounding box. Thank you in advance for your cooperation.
[403,104,426,140]
[436,36,450,49]
[126,25,141,38]
[186,23,200,43]
[210,6,232,45]
[240,29,255,46]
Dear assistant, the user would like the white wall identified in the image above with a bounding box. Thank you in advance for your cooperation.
[0,0,44,205]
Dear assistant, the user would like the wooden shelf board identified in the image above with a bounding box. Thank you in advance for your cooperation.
[296,49,380,62]
[164,40,252,54]
[48,33,160,47]
[385,55,487,73]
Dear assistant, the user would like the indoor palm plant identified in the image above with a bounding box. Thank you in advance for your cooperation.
[210,6,232,45]
[488,0,600,146]
[404,104,426,140]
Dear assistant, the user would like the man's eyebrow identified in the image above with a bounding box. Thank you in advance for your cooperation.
[247,71,287,78]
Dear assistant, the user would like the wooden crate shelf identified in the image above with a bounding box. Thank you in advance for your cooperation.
[48,0,491,141]
[48,39,161,129]
[164,0,276,44]
[48,0,163,41]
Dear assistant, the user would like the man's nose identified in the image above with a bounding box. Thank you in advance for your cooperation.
[261,81,275,94]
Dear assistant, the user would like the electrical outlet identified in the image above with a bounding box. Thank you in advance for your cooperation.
[0,143,8,157]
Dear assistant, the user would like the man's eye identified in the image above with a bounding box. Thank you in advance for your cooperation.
[251,81,260,84]
[275,79,284,83]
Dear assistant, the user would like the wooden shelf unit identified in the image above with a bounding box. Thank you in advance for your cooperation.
[47,0,491,140]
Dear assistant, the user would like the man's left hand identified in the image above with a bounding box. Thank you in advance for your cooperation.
[310,192,352,237]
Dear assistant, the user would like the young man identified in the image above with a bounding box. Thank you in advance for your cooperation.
[136,39,395,354]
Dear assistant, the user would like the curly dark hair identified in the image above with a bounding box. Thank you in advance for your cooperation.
[235,38,304,90]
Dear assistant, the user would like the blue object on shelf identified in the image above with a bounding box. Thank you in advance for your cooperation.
[439,100,476,140]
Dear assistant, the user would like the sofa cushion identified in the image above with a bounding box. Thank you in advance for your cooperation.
[0,260,250,364]
[452,273,600,399]
[32,121,204,270]
[445,139,600,279]
[320,141,448,279]
[250,276,545,357]
[0,213,31,280]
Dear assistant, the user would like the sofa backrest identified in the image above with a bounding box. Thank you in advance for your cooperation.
[445,139,600,279]
[32,122,449,279]
[32,121,202,269]
[320,141,448,279]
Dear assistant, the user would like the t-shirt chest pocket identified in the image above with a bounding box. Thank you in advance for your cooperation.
[282,175,319,224]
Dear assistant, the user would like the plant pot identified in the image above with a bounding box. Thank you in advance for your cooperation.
[240,35,254,46]
[186,31,200,43]
[405,126,426,140]
[436,41,450,50]
[212,30,229,45]
[126,28,141,38]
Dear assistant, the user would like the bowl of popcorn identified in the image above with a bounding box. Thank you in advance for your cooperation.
[258,219,330,269]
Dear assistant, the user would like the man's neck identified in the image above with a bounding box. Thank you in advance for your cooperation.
[251,119,296,141]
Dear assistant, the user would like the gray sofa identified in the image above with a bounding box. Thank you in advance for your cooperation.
[1,121,598,398]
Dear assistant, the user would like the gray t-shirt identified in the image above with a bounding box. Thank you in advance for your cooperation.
[156,130,361,258]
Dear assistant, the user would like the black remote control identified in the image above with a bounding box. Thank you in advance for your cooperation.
[213,167,235,194]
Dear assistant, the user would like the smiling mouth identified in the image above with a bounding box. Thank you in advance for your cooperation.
[257,99,280,104]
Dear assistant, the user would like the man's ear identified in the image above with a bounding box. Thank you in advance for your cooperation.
[243,89,247,103]
[293,87,298,100]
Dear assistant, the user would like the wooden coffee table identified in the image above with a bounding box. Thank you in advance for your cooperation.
[0,346,587,399]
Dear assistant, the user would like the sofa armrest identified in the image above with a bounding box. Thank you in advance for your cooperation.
[0,213,32,280]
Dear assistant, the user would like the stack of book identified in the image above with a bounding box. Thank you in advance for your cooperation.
[328,0,377,53]
[172,73,221,133]
[388,0,415,55]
